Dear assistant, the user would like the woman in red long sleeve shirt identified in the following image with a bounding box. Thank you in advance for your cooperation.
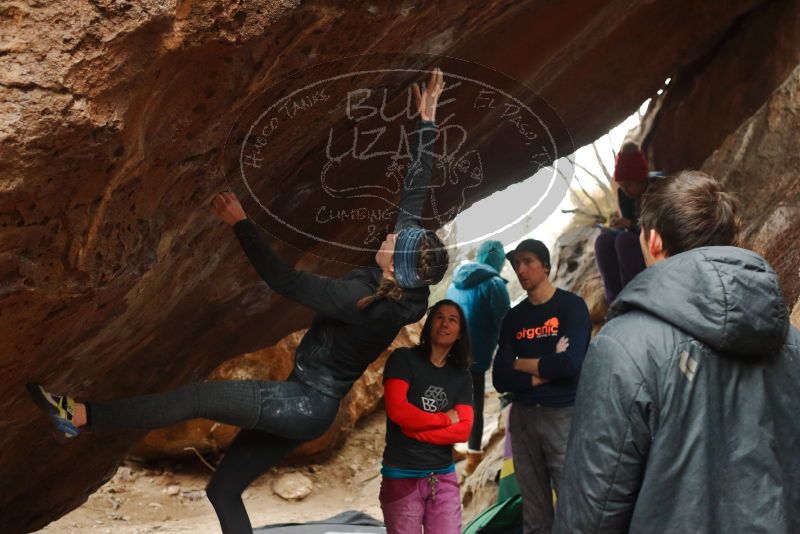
[380,299,474,534]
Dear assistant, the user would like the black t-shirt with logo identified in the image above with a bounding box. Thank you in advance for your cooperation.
[383,347,473,470]
[492,288,591,407]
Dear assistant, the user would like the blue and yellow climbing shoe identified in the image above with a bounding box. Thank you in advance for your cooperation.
[26,383,80,439]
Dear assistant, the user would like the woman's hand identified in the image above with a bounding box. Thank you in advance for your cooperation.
[445,409,459,424]
[556,336,570,354]
[211,191,247,226]
[412,67,445,122]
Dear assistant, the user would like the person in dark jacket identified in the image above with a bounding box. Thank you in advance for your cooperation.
[445,240,510,473]
[594,142,651,303]
[554,170,800,534]
[493,238,591,534]
[28,69,451,534]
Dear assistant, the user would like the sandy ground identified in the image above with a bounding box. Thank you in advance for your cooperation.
[37,392,501,534]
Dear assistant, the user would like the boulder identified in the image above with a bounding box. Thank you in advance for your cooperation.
[551,225,608,329]
[272,472,314,502]
[642,0,800,173]
[636,3,800,304]
[701,64,800,306]
[1,1,782,530]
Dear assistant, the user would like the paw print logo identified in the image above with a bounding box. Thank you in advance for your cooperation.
[421,385,448,412]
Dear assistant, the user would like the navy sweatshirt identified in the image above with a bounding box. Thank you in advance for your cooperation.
[492,289,591,407]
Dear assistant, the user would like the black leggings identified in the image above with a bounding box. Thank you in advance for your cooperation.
[468,369,485,451]
[87,377,340,533]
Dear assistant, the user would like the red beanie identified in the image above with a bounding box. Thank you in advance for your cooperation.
[614,150,648,183]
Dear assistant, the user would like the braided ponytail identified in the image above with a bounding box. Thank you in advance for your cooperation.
[357,276,404,310]
[416,231,449,286]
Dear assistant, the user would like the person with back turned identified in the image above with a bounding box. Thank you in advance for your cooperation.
[555,171,800,533]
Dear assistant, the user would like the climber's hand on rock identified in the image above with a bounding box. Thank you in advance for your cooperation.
[212,191,247,226]
[413,67,444,122]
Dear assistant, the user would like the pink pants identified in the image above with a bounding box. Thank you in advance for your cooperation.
[379,472,462,534]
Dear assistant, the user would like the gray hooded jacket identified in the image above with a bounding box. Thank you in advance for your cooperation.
[554,246,800,533]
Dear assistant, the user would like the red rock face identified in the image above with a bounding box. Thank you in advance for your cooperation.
[639,0,800,306]
[0,1,779,531]
[701,65,800,307]
[643,0,800,172]
[551,226,608,332]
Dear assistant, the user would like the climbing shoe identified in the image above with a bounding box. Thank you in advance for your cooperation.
[26,383,80,439]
